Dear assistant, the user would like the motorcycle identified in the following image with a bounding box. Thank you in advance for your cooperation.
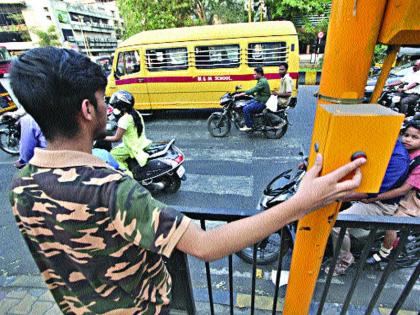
[94,106,186,194]
[207,88,289,139]
[377,84,420,116]
[377,86,402,109]
[236,151,306,264]
[0,110,22,155]
[238,150,420,268]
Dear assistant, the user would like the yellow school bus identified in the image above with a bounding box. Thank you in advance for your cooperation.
[106,21,299,110]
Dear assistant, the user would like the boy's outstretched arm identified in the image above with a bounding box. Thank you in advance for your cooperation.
[177,154,366,262]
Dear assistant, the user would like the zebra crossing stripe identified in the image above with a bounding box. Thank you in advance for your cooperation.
[185,148,253,163]
[181,173,253,197]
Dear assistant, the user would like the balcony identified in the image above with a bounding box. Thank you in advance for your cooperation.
[70,21,114,34]
[166,206,419,314]
[67,4,112,20]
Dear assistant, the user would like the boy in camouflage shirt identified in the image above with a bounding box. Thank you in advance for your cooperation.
[9,47,365,314]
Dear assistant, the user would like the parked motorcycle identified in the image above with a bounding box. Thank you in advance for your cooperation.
[236,151,306,264]
[207,89,289,139]
[0,110,22,155]
[94,106,186,194]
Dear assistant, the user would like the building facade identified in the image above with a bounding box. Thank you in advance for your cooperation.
[0,0,122,55]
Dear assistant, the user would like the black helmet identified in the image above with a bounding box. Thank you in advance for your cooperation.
[109,90,134,111]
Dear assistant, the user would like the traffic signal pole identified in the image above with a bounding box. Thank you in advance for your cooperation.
[283,1,390,314]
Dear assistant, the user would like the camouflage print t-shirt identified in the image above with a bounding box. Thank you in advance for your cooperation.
[9,149,191,314]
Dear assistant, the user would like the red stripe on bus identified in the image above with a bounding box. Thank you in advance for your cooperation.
[115,72,299,85]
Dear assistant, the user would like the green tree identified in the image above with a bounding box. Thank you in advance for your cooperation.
[266,0,331,21]
[117,0,246,38]
[193,0,245,25]
[372,44,388,65]
[33,25,61,47]
[116,0,195,37]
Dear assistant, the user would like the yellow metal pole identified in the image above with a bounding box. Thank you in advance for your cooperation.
[370,45,400,103]
[283,1,389,314]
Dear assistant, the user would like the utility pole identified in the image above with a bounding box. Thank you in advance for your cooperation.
[248,0,252,22]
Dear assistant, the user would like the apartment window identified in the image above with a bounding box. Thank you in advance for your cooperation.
[116,50,140,76]
[247,42,287,67]
[146,48,188,71]
[195,44,240,69]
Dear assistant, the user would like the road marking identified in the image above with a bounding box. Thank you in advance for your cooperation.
[252,155,302,161]
[149,120,204,127]
[185,148,253,164]
[181,174,253,197]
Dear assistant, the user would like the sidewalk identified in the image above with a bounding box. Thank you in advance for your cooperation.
[1,273,418,315]
[300,53,323,69]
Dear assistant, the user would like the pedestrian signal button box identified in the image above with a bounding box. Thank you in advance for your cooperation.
[309,104,404,193]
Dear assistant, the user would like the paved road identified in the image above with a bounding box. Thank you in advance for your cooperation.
[0,79,418,313]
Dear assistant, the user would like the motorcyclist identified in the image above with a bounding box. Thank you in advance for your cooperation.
[104,90,152,176]
[235,66,271,131]
[387,59,420,115]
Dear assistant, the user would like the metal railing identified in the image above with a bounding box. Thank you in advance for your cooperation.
[171,206,420,315]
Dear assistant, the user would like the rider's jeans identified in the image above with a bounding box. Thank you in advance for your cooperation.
[400,94,420,115]
[243,99,266,128]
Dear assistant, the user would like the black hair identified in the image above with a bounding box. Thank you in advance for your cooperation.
[120,106,143,137]
[406,119,420,131]
[254,66,264,76]
[9,47,107,140]
[279,62,289,71]
[131,110,144,137]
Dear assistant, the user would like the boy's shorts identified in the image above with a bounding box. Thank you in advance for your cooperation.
[395,190,420,217]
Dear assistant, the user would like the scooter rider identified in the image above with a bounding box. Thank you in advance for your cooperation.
[235,66,271,131]
[104,90,151,176]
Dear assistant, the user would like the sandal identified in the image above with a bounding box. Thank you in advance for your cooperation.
[325,255,355,276]
[366,246,391,265]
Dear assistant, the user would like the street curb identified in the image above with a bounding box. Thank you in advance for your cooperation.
[298,71,322,85]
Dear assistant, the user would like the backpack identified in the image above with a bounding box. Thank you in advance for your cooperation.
[409,155,420,174]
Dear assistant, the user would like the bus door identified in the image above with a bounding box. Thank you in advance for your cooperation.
[111,49,151,110]
[144,46,192,109]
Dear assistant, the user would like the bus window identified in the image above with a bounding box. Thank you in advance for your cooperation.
[146,48,188,71]
[125,51,140,74]
[247,42,287,67]
[115,50,140,76]
[0,47,12,78]
[0,47,11,62]
[195,45,240,69]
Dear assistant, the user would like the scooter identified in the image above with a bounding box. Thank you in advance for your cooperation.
[236,150,306,264]
[94,105,186,194]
